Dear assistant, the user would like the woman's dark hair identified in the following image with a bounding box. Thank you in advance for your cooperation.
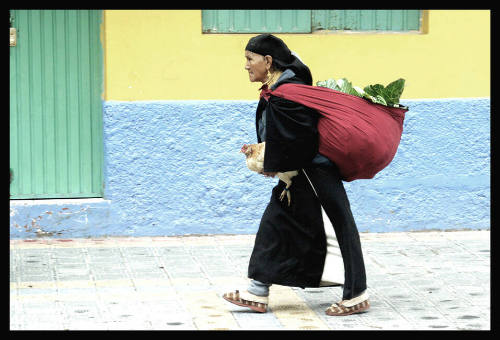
[245,34,313,85]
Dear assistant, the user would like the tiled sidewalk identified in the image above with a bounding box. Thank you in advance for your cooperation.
[10,230,490,330]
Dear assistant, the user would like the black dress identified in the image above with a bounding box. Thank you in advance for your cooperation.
[247,71,367,299]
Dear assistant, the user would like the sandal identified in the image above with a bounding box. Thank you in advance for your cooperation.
[223,290,268,313]
[325,291,370,316]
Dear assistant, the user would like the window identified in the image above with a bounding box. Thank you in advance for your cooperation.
[202,10,423,33]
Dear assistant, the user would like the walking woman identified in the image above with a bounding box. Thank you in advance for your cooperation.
[223,34,369,316]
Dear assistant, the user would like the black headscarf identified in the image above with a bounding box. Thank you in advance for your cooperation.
[245,34,313,86]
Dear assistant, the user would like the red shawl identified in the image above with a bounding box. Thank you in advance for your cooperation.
[268,83,407,181]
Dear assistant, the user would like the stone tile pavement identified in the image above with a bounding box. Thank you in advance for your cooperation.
[10,230,490,330]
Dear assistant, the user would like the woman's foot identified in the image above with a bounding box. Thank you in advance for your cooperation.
[223,290,268,313]
[325,291,370,316]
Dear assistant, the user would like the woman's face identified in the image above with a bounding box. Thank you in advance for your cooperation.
[245,50,272,83]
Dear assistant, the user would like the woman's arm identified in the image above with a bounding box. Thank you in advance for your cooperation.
[263,96,319,173]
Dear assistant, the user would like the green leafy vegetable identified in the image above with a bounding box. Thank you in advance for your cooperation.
[316,77,406,108]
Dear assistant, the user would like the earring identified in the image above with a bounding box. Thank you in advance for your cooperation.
[265,69,274,86]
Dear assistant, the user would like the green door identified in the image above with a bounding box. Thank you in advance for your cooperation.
[10,10,104,199]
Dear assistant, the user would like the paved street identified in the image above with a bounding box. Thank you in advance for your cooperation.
[10,230,490,330]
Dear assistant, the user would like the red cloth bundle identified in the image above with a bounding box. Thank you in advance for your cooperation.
[271,83,407,181]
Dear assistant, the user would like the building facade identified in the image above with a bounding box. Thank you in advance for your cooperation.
[10,10,490,238]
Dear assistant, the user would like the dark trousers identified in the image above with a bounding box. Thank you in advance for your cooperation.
[303,164,367,300]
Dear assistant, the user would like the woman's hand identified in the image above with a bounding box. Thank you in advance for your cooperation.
[261,171,277,178]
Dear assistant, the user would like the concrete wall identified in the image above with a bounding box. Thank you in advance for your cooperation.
[10,97,490,238]
[10,10,490,238]
[103,10,490,101]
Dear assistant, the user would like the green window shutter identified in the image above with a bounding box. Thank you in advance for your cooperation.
[202,10,312,33]
[312,10,422,32]
[9,10,104,199]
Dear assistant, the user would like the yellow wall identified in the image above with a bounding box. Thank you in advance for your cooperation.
[103,10,490,101]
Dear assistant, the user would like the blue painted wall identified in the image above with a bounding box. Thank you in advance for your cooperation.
[10,98,490,238]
